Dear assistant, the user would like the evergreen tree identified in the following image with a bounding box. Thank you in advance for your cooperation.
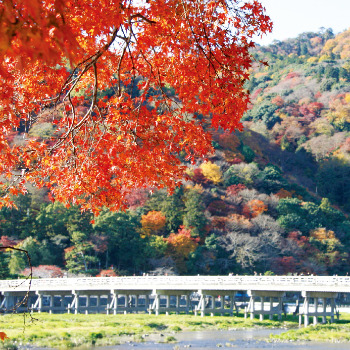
[93,211,145,273]
[183,189,207,237]
[0,251,10,279]
[64,231,98,275]
[160,187,185,234]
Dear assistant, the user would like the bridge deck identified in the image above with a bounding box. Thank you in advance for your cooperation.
[0,275,350,293]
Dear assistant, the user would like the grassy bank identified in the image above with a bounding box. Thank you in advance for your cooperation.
[270,313,350,342]
[0,312,293,348]
[0,312,350,348]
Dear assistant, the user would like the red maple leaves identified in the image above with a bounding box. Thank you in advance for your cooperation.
[0,0,272,212]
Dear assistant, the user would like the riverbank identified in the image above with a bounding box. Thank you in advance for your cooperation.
[270,313,350,342]
[0,312,349,349]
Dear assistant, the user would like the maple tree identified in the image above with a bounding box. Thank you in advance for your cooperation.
[242,199,267,218]
[21,265,63,278]
[0,0,271,212]
[141,210,166,236]
[166,225,199,273]
[192,168,210,185]
[166,226,199,258]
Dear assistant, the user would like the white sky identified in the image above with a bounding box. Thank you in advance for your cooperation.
[253,0,350,46]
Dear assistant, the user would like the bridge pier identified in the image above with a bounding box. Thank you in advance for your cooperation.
[1,291,36,313]
[246,291,285,320]
[299,291,338,326]
[195,290,237,317]
[107,289,152,315]
[1,292,15,312]
[149,290,193,315]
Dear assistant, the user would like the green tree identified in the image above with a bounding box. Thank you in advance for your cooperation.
[35,202,71,239]
[224,162,260,187]
[93,211,145,273]
[183,189,207,237]
[0,193,35,239]
[9,248,26,275]
[239,144,256,163]
[246,101,280,129]
[36,202,93,266]
[258,165,287,193]
[64,231,98,275]
[0,251,10,279]
[324,66,339,81]
[144,235,168,259]
[160,187,185,234]
[277,198,311,233]
[316,160,350,211]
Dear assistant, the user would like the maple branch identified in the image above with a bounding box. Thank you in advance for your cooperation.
[43,9,158,159]
[180,0,218,79]
[130,13,156,25]
[116,28,132,97]
[48,25,122,154]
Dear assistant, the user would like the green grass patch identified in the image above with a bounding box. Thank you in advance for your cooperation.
[164,335,177,343]
[0,312,349,348]
[270,313,350,343]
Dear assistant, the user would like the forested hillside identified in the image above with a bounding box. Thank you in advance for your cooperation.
[1,28,350,278]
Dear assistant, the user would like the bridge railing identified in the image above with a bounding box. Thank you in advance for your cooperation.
[1,275,350,293]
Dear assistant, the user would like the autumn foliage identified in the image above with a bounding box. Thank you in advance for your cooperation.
[22,265,63,278]
[166,226,199,272]
[0,0,271,211]
[166,226,199,258]
[200,162,223,184]
[141,210,166,236]
[242,199,268,218]
[96,269,118,277]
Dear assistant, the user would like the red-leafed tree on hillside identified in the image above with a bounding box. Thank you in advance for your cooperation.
[0,0,271,212]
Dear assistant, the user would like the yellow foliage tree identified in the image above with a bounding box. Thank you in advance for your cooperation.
[200,162,222,184]
[326,98,350,130]
[345,93,350,104]
[310,228,335,240]
[322,29,350,59]
[307,57,318,64]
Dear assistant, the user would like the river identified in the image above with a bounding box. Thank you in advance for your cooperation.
[93,329,350,350]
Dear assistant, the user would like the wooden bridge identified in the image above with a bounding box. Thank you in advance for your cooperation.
[1,275,349,326]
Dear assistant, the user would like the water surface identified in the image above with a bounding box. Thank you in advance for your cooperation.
[95,329,350,350]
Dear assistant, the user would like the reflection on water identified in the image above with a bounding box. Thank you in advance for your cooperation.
[94,329,350,350]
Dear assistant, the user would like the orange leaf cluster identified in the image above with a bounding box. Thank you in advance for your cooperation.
[223,150,244,164]
[141,210,166,236]
[166,226,199,259]
[242,199,267,218]
[0,332,8,341]
[226,184,246,196]
[275,188,293,199]
[96,269,118,277]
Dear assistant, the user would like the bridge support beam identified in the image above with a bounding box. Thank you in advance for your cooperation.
[299,291,338,326]
[195,290,237,317]
[246,290,285,320]
[107,289,152,314]
[149,290,193,315]
[1,292,15,313]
